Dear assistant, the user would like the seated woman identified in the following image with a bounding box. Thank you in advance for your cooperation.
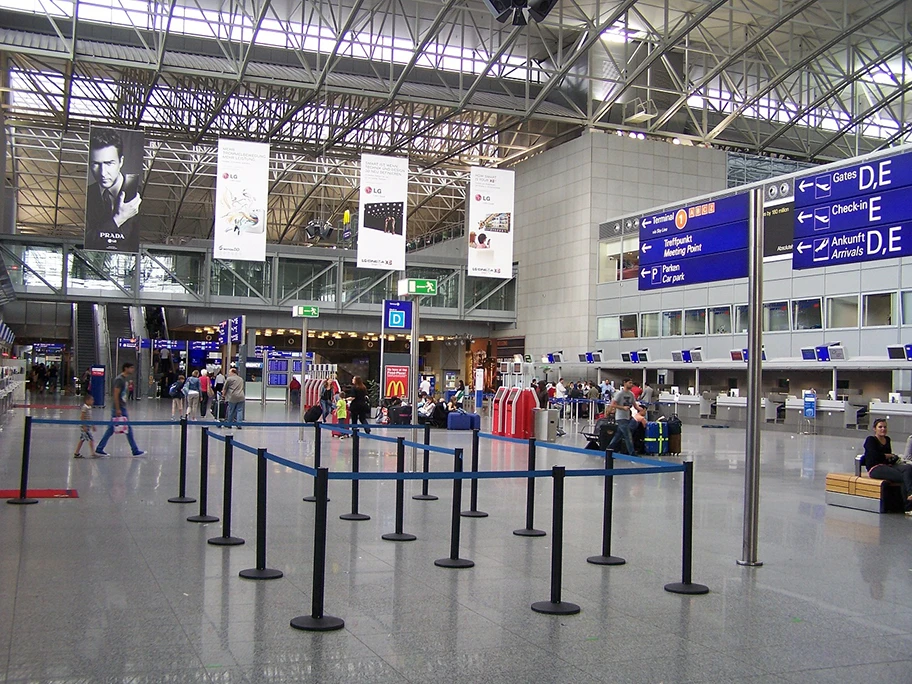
[863,418,912,514]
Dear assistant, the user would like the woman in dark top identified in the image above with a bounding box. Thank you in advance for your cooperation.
[347,376,371,434]
[864,418,912,513]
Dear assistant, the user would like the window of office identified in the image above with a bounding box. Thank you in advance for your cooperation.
[763,301,790,332]
[641,312,660,337]
[684,308,706,335]
[597,241,621,283]
[662,310,683,336]
[827,295,859,328]
[620,236,640,281]
[903,291,912,325]
[863,292,895,327]
[619,314,638,338]
[792,299,822,330]
[596,316,620,340]
[709,306,732,334]
[734,305,749,333]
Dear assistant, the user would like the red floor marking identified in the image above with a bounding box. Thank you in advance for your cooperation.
[0,489,79,498]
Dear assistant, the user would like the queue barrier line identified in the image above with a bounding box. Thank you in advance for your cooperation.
[264,451,316,476]
[30,418,186,427]
[478,433,529,446]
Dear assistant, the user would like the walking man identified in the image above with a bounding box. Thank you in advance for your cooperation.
[607,378,640,456]
[222,367,246,429]
[95,362,145,456]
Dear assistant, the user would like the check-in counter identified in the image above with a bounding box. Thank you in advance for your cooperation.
[715,395,749,424]
[784,397,865,430]
[655,392,702,422]
[868,401,912,435]
[765,395,785,423]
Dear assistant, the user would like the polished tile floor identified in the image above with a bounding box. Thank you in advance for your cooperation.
[2,397,911,683]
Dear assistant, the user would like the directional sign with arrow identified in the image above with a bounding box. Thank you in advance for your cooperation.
[398,278,438,296]
[292,305,320,318]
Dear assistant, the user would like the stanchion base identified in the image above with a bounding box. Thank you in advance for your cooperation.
[207,536,245,546]
[168,496,197,504]
[239,567,283,580]
[587,555,626,566]
[531,600,581,615]
[381,532,417,542]
[340,512,371,521]
[461,510,489,518]
[7,498,39,505]
[290,615,344,632]
[434,557,474,569]
[735,559,764,567]
[187,514,219,523]
[302,496,330,503]
[513,528,546,537]
[664,581,709,595]
[412,494,438,501]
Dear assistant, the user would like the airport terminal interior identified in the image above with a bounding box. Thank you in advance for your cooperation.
[2,0,912,682]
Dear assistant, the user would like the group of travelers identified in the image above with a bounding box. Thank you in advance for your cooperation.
[30,363,60,394]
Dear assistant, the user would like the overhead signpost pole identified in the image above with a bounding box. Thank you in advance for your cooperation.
[398,278,436,472]
[738,188,764,568]
[292,306,319,435]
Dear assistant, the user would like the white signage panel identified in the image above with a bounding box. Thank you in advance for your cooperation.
[214,139,269,262]
[357,154,408,271]
[468,167,514,278]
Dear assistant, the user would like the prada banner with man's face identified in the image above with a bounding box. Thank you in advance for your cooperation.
[85,126,145,252]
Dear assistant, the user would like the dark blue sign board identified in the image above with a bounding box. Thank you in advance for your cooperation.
[638,250,749,291]
[33,343,66,353]
[638,193,749,291]
[190,341,220,351]
[803,392,817,418]
[383,300,413,330]
[218,316,244,345]
[153,339,187,350]
[794,150,912,270]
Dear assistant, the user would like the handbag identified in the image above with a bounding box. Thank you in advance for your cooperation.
[113,416,129,434]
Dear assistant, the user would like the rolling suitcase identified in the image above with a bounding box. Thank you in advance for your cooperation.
[447,411,473,430]
[645,421,669,454]
[667,415,682,454]
[331,413,348,437]
[390,405,413,425]
[303,405,323,423]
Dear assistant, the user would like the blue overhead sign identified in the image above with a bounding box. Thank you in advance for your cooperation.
[638,193,749,291]
[794,150,912,270]
[383,299,413,330]
[639,194,749,240]
[639,221,749,266]
[638,250,749,291]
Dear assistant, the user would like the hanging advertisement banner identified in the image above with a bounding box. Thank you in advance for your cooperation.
[357,154,408,271]
[214,139,269,262]
[467,167,514,278]
[85,126,145,253]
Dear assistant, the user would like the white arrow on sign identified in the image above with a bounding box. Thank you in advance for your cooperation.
[642,218,653,227]
[796,242,810,254]
[641,243,652,253]
[797,211,812,224]
[640,268,649,278]
[798,180,813,192]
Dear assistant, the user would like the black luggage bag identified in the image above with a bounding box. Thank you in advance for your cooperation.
[304,405,323,423]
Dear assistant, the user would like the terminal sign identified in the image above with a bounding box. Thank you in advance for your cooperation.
[638,192,749,291]
[383,299,413,331]
[794,150,912,270]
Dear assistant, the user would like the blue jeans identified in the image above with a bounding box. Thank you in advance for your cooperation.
[96,405,141,454]
[607,418,635,455]
[226,400,244,426]
[320,400,334,422]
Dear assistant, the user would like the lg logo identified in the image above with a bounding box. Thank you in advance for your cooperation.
[222,173,238,180]
[365,187,382,195]
[475,194,491,202]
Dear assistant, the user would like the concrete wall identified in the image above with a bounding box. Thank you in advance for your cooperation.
[506,131,727,357]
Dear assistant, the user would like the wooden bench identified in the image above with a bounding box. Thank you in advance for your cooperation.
[826,456,903,513]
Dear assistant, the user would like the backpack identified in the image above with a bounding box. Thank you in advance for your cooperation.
[168,380,183,398]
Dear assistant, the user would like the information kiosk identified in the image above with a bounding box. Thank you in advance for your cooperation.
[492,386,508,435]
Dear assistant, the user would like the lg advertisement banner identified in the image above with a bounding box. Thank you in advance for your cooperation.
[357,154,408,271]
[85,126,145,252]
[468,167,514,278]
[214,139,269,262]
[384,365,410,399]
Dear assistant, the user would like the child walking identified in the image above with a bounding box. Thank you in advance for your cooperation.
[334,392,349,438]
[74,395,96,458]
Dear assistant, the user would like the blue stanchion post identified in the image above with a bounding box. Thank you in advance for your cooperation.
[240,447,283,580]
[290,467,344,632]
[208,435,245,546]
[188,427,219,523]
[435,448,474,569]
[382,436,416,542]
[665,460,709,595]
[7,416,37,505]
[587,450,625,566]
[340,429,370,521]
[532,466,580,615]
[461,428,488,518]
[514,438,545,537]
[413,422,438,501]
[169,417,196,504]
